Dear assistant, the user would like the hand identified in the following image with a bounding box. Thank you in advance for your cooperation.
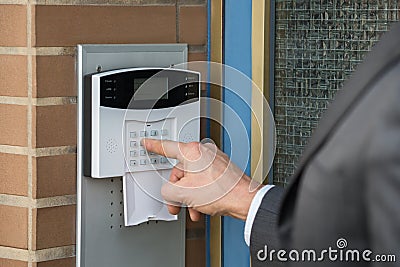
[143,139,263,221]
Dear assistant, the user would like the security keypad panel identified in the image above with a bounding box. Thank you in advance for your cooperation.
[84,67,200,226]
[125,118,175,173]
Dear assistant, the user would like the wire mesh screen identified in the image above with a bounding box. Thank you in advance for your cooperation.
[273,0,399,186]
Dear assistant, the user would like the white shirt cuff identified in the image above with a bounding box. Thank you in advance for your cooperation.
[244,185,275,246]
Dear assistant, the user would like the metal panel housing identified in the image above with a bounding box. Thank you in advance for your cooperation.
[76,44,187,267]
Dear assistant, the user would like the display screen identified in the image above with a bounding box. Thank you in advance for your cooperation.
[133,77,168,101]
[97,69,199,109]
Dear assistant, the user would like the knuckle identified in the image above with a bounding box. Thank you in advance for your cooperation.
[183,142,201,159]
[187,142,200,151]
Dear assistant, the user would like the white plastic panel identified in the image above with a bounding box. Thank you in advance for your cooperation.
[123,171,177,226]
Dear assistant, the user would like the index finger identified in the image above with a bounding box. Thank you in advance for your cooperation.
[142,138,183,161]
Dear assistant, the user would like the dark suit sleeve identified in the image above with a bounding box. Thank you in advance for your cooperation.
[250,186,285,266]
[365,92,400,266]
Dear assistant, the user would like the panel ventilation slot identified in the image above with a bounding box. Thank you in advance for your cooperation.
[108,178,124,230]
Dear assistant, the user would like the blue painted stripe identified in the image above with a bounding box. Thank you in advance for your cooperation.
[222,0,252,266]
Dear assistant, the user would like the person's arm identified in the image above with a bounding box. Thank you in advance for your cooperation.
[365,111,400,266]
[143,139,262,221]
[143,138,286,263]
[249,186,285,266]
[244,184,275,245]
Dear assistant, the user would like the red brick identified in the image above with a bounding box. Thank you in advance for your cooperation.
[0,5,27,46]
[33,205,76,250]
[188,53,207,62]
[0,205,28,249]
[36,258,75,267]
[34,5,176,47]
[33,154,77,199]
[0,153,28,196]
[0,56,27,97]
[34,56,76,98]
[0,104,27,147]
[0,259,27,267]
[33,105,76,148]
[179,6,207,45]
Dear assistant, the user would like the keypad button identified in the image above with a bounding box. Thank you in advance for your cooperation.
[140,131,148,137]
[130,150,138,157]
[130,131,137,138]
[130,141,137,147]
[150,158,158,164]
[160,129,168,136]
[140,150,147,156]
[160,157,168,164]
[150,130,158,136]
[130,160,137,166]
[149,152,156,156]
[140,159,147,165]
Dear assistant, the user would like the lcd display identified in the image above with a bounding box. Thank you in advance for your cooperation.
[133,77,168,100]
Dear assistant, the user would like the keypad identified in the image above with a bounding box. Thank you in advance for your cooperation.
[126,122,172,172]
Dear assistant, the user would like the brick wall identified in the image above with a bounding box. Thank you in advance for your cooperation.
[0,1,207,266]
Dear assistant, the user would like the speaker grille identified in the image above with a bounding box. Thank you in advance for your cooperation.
[181,132,195,143]
[106,138,118,154]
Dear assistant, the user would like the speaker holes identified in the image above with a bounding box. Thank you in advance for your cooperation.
[110,214,113,217]
[111,202,113,206]
[106,138,118,154]
[180,132,195,143]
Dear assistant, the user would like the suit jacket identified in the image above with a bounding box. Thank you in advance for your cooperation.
[250,23,400,266]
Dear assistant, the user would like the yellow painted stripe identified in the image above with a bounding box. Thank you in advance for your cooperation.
[251,0,272,185]
[251,0,265,184]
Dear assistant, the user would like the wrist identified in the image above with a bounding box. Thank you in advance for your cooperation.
[227,178,264,221]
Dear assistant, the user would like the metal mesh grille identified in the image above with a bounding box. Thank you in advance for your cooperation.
[273,0,399,186]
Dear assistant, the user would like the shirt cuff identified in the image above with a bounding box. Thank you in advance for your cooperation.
[244,185,275,246]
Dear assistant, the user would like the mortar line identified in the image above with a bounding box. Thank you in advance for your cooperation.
[0,145,77,156]
[0,194,77,209]
[0,0,27,4]
[33,96,77,106]
[32,0,176,6]
[0,245,76,262]
[26,1,33,264]
[0,45,204,56]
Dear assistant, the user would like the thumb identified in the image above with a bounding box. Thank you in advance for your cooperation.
[161,181,186,206]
